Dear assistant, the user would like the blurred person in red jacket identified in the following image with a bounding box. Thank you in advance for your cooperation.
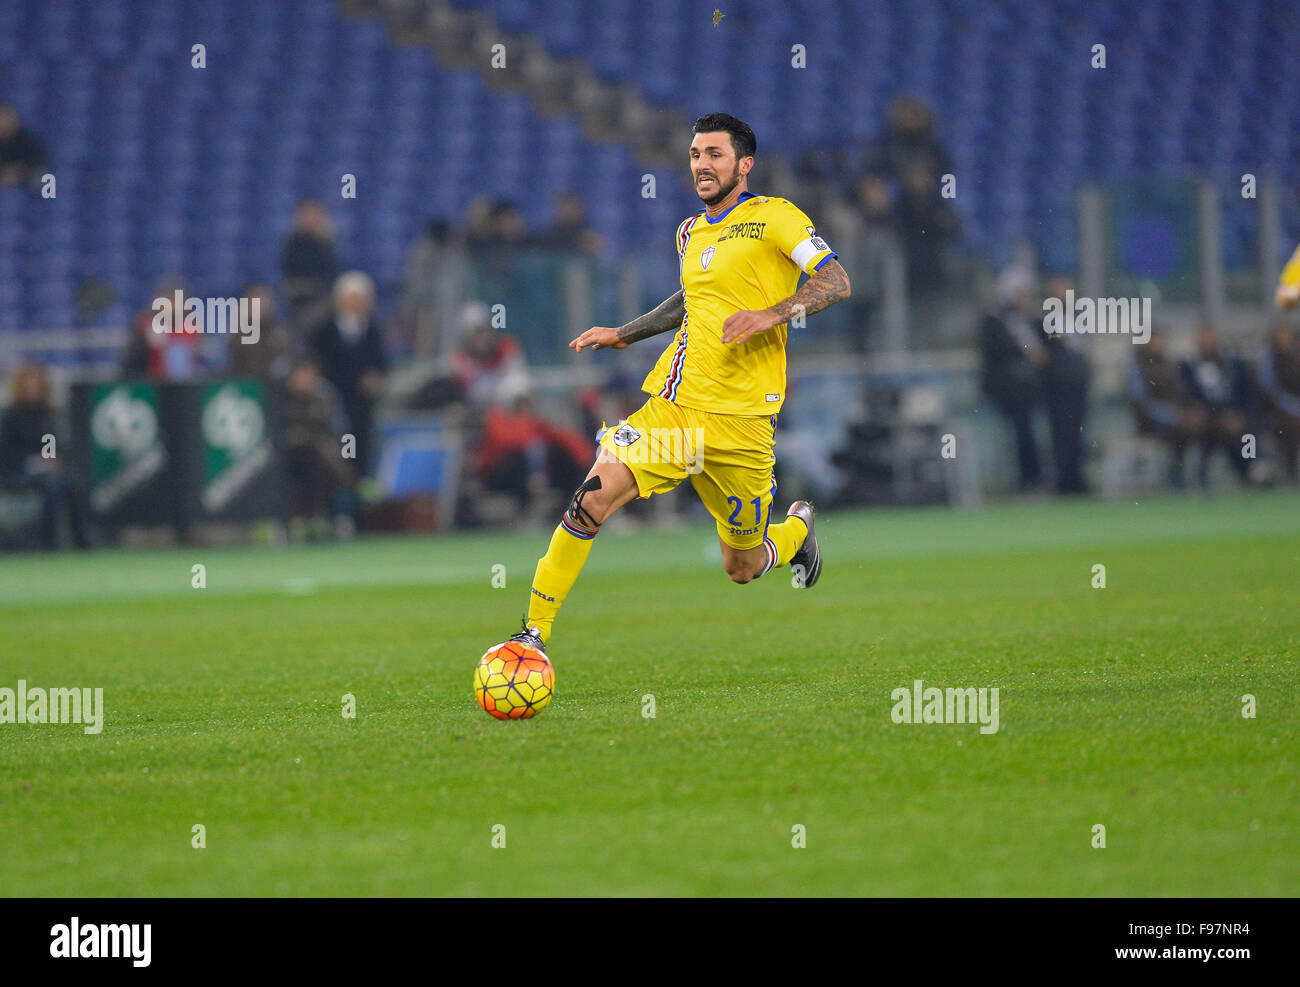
[119,278,204,380]
[475,374,590,513]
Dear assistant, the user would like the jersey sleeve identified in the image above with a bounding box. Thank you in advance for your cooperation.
[770,200,837,275]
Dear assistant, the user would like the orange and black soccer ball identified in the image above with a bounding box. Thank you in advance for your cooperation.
[474,641,555,720]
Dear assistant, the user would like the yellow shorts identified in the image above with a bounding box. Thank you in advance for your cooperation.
[597,394,777,550]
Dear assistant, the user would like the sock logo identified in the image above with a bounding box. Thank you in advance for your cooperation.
[530,587,556,603]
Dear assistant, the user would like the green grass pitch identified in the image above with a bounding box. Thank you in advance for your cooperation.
[1,492,1296,896]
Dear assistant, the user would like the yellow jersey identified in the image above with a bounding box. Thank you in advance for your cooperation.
[642,192,836,417]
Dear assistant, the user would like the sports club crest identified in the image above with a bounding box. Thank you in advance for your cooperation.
[612,423,642,447]
[701,245,716,270]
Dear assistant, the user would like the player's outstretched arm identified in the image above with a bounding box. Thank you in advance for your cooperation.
[722,260,852,344]
[570,289,686,352]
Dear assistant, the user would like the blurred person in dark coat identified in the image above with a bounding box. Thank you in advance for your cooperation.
[310,271,387,478]
[863,96,959,296]
[1257,324,1300,481]
[979,266,1046,491]
[1180,326,1257,486]
[228,283,291,379]
[1129,330,1206,489]
[279,356,355,528]
[0,364,88,549]
[0,104,49,187]
[282,199,340,332]
[1041,275,1090,495]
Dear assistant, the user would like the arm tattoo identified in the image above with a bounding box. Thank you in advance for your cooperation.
[616,289,686,345]
[767,260,851,323]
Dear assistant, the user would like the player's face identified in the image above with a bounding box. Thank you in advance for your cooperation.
[690,133,745,206]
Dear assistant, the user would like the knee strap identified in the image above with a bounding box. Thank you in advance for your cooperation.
[566,475,603,531]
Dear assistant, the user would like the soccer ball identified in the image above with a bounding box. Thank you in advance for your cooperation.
[474,642,555,720]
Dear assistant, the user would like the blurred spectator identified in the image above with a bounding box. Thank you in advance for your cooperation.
[464,196,499,250]
[895,163,961,296]
[311,271,387,477]
[120,278,203,380]
[863,96,959,296]
[493,201,528,247]
[229,283,291,379]
[855,173,896,229]
[1180,326,1257,487]
[282,200,340,332]
[399,219,472,359]
[577,371,643,445]
[1257,324,1300,481]
[1041,275,1090,495]
[0,104,49,187]
[865,96,955,191]
[466,199,529,276]
[1129,330,1205,490]
[979,266,1046,491]
[451,300,526,407]
[474,377,590,515]
[279,356,355,532]
[841,174,899,352]
[0,364,88,549]
[533,191,603,254]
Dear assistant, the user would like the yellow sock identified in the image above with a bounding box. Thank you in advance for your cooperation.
[526,515,598,644]
[759,515,807,576]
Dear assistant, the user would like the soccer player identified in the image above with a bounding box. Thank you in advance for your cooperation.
[506,113,851,654]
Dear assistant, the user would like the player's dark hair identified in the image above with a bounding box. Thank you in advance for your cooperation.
[692,113,756,160]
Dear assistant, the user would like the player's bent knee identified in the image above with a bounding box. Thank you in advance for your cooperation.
[566,474,608,529]
[723,556,761,584]
[575,460,638,526]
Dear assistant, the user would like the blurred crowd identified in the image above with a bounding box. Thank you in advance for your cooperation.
[3,95,1300,550]
[979,266,1300,493]
[1,186,609,547]
[801,94,963,349]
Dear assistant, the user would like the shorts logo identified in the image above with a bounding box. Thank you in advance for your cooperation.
[701,245,716,270]
[612,423,641,447]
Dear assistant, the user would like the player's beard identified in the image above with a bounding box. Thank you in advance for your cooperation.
[696,163,741,207]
